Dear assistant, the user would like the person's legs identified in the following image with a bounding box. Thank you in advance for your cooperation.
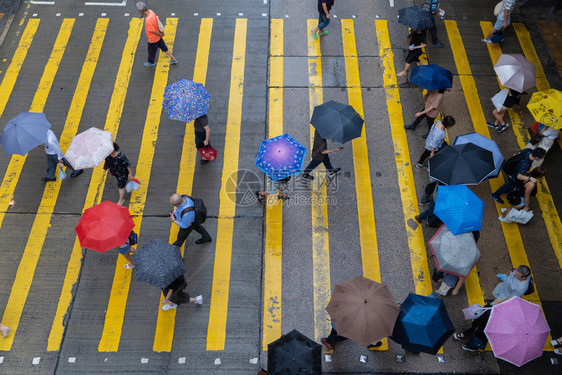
[302,159,322,175]
[405,111,426,129]
[321,155,335,171]
[425,115,436,134]
[325,328,347,346]
[122,252,134,268]
[173,226,193,247]
[157,39,177,62]
[147,42,158,64]
[493,178,516,197]
[397,62,412,76]
[46,154,58,179]
[62,157,83,177]
[417,149,432,166]
[117,188,126,205]
[428,23,439,44]
[492,108,507,125]
[193,224,212,242]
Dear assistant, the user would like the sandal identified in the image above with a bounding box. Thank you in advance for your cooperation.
[278,194,288,201]
[255,191,264,202]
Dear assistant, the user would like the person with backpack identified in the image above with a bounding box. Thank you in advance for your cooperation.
[421,0,445,47]
[119,230,138,270]
[486,88,523,133]
[169,193,211,247]
[490,148,546,204]
[499,167,546,223]
[490,265,532,305]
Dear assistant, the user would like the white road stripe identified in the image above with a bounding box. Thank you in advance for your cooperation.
[390,0,395,7]
[30,1,55,4]
[85,0,127,6]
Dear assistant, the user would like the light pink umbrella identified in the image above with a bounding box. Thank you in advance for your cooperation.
[484,297,550,367]
[65,127,113,169]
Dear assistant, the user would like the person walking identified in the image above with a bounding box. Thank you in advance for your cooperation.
[118,230,137,270]
[161,273,202,311]
[256,176,291,203]
[169,193,212,247]
[486,88,523,133]
[103,142,134,206]
[40,129,83,182]
[310,0,334,40]
[491,265,531,305]
[0,323,11,338]
[136,2,178,67]
[421,0,445,47]
[321,320,382,351]
[490,147,545,204]
[483,0,517,43]
[300,130,342,181]
[525,123,560,167]
[415,116,455,168]
[404,89,445,137]
[194,114,212,165]
[397,29,426,77]
[453,309,491,352]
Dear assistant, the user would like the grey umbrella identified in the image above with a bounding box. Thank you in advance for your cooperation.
[132,239,186,289]
[0,112,51,155]
[428,225,481,277]
[310,101,364,143]
[494,54,536,93]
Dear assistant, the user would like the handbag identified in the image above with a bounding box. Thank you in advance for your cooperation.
[198,146,217,161]
[462,304,491,320]
[494,1,504,16]
[528,132,543,145]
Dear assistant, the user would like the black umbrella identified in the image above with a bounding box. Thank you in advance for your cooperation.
[310,101,364,143]
[267,329,321,375]
[429,143,496,185]
[131,239,186,289]
[398,6,434,31]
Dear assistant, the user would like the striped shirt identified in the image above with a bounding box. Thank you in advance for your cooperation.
[501,0,517,16]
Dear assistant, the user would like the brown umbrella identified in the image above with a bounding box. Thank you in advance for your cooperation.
[325,276,400,346]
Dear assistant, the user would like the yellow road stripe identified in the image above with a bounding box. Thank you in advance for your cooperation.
[47,18,142,351]
[306,18,332,344]
[375,20,431,295]
[98,18,177,352]
[445,20,552,349]
[341,19,386,349]
[261,18,283,351]
[153,18,213,353]
[206,18,247,351]
[0,18,106,351]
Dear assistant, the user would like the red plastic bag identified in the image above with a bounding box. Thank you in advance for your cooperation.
[530,121,540,134]
[198,146,217,161]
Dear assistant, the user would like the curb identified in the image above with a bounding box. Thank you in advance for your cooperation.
[0,0,24,49]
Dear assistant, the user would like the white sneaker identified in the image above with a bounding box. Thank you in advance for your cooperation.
[194,295,203,305]
[162,303,177,311]
[501,208,507,213]
[555,348,562,355]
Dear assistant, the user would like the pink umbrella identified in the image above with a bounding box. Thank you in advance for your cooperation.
[484,297,550,367]
[65,127,113,169]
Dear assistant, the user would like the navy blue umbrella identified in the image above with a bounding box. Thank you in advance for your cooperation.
[391,294,455,355]
[268,329,321,375]
[398,6,434,31]
[410,64,453,91]
[132,239,186,289]
[310,101,364,143]
[428,143,496,185]
[453,132,504,178]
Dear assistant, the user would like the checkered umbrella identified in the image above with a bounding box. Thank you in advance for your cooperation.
[398,6,434,31]
[310,101,364,144]
[132,239,186,289]
[255,133,306,181]
[162,79,211,122]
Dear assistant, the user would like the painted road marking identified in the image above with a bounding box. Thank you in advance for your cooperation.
[206,18,247,351]
[85,0,127,6]
[445,20,553,350]
[47,17,142,351]
[0,18,105,351]
[341,19,386,349]
[306,18,332,344]
[98,18,177,352]
[153,18,213,353]
[261,18,284,351]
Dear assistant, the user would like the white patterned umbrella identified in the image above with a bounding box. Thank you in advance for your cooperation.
[65,127,113,169]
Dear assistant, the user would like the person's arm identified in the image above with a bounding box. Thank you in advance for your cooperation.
[127,166,133,181]
[502,8,509,30]
[162,288,173,304]
[203,125,211,146]
[522,181,535,211]
[322,2,330,18]
[154,16,165,36]
[321,147,343,155]
[516,173,536,184]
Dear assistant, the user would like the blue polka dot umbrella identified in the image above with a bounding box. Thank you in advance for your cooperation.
[255,134,307,181]
[162,79,211,122]
[310,101,364,144]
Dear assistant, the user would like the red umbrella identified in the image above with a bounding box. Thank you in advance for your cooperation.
[75,201,135,253]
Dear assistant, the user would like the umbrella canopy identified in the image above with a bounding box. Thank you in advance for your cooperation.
[433,185,484,235]
[0,112,51,156]
[64,127,113,169]
[255,133,306,181]
[453,132,504,178]
[391,293,455,355]
[410,64,453,91]
[75,201,135,253]
[429,143,496,185]
[428,225,481,277]
[267,329,321,375]
[527,89,561,130]
[162,79,211,122]
[494,54,536,93]
[398,6,434,31]
[325,276,401,346]
[132,239,186,289]
[485,297,550,367]
[310,101,364,143]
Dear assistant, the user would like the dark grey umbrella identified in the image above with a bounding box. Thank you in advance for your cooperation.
[132,239,186,289]
[268,329,321,375]
[428,143,496,185]
[310,101,364,143]
[398,6,434,31]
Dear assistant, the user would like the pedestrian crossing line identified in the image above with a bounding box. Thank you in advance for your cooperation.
[375,20,432,296]
[0,18,106,351]
[98,18,178,352]
[48,17,143,352]
[445,20,553,349]
[481,21,562,275]
[306,18,332,345]
[341,19,386,350]
[206,18,247,351]
[261,17,283,351]
[154,17,213,353]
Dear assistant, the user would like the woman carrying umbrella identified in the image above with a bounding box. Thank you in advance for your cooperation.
[415,116,456,168]
[103,142,134,206]
[161,274,202,311]
[397,29,427,77]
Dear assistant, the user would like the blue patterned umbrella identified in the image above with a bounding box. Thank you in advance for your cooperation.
[1,112,51,155]
[255,134,306,181]
[310,101,364,143]
[434,185,484,235]
[410,65,453,91]
[162,79,211,122]
[453,133,505,178]
[398,6,434,31]
[132,239,186,289]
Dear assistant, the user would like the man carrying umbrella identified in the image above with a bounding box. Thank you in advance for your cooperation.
[136,2,178,67]
[170,193,211,246]
[301,131,342,181]
[421,0,445,47]
[40,129,83,182]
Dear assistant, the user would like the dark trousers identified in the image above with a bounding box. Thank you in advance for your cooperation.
[325,328,347,346]
[417,149,433,165]
[493,176,518,196]
[427,15,439,43]
[173,223,211,247]
[147,39,168,63]
[303,156,334,175]
[46,154,81,179]
[411,112,435,133]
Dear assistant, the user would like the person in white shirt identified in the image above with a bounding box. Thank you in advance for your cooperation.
[483,0,517,43]
[40,129,83,182]
[415,116,456,168]
[525,123,560,167]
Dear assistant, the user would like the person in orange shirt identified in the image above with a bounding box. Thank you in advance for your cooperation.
[136,2,178,67]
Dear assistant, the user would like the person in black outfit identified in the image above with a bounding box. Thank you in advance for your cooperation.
[104,142,133,205]
[487,88,523,133]
[397,30,427,77]
[453,309,491,352]
[194,114,212,164]
[161,274,202,311]
[300,130,342,181]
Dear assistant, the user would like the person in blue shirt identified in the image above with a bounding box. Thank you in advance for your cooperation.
[169,193,211,247]
[422,0,445,47]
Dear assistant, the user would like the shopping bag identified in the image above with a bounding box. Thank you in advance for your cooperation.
[59,168,67,180]
[198,146,217,161]
[503,208,533,224]
[125,178,141,193]
[462,304,491,320]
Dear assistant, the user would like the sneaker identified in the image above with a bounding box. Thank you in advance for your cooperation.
[404,124,416,130]
[169,59,178,65]
[367,341,382,350]
[482,38,492,44]
[453,333,464,341]
[42,177,56,182]
[462,344,477,352]
[162,303,177,311]
[498,215,509,223]
[419,199,430,205]
[194,295,203,305]
[490,193,504,204]
[321,338,334,350]
[415,164,424,169]
[555,348,562,355]
[319,30,329,35]
[143,62,157,67]
[310,29,318,40]
[200,159,209,164]
[432,41,445,47]
[70,169,83,178]
[195,237,212,244]
[328,168,342,178]
[496,123,509,133]
[486,121,498,128]
[301,173,314,181]
[550,339,562,348]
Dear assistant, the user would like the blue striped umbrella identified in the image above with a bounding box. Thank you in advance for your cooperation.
[162,79,211,122]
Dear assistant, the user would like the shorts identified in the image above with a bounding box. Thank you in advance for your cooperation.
[266,179,287,195]
[494,14,511,30]
[115,174,128,189]
[118,244,131,255]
